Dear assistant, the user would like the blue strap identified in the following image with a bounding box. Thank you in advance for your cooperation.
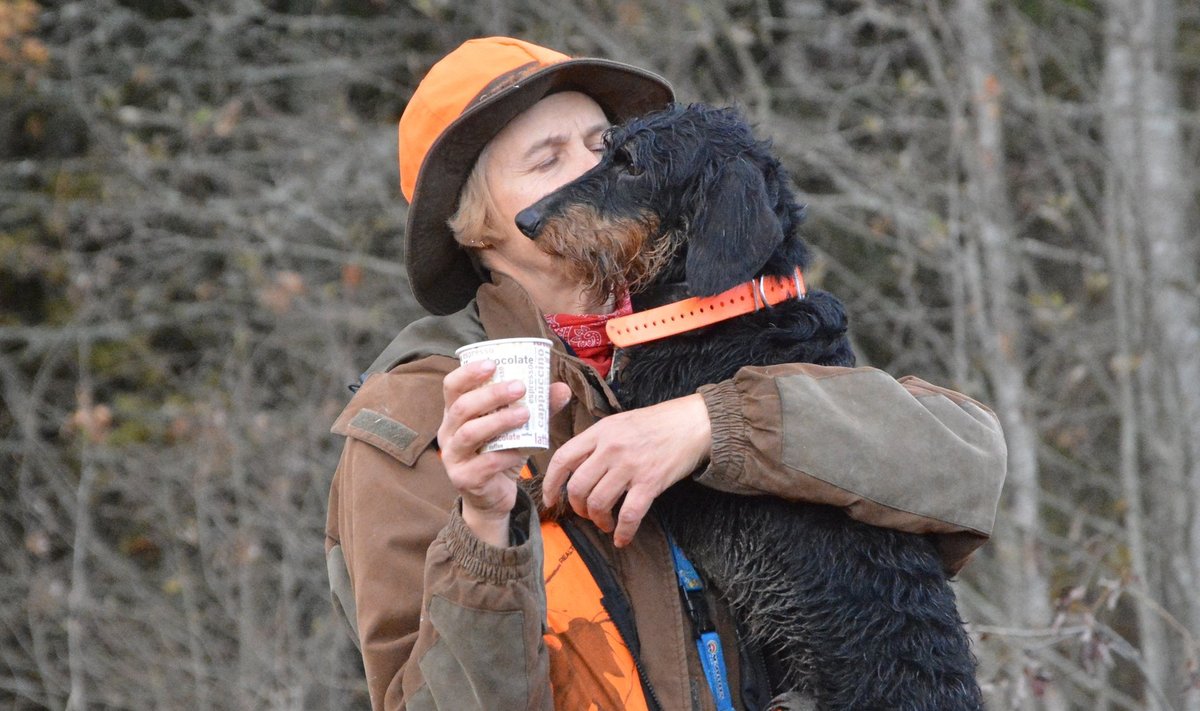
[667,536,735,711]
[668,537,704,591]
[697,632,735,711]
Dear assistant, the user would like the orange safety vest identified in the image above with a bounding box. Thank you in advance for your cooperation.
[519,465,651,710]
[541,520,652,711]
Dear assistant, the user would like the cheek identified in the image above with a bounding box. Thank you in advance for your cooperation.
[495,180,551,223]
[552,154,598,192]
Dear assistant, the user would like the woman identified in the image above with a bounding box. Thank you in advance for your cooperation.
[325,36,1006,711]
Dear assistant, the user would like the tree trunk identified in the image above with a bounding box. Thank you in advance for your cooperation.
[1104,157,1172,708]
[1103,0,1199,707]
[955,0,1061,706]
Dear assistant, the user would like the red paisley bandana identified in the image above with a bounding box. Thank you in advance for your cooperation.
[543,293,633,378]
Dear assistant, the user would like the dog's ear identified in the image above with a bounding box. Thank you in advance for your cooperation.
[686,158,784,296]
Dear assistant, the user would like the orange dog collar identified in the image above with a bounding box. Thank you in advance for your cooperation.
[606,267,807,348]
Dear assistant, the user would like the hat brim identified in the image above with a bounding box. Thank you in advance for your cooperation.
[404,58,674,315]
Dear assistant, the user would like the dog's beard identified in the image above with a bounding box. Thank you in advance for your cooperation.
[535,204,674,307]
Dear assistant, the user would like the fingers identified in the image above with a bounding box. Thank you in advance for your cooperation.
[578,467,631,534]
[545,419,653,539]
[440,360,529,458]
[542,396,711,546]
[444,371,525,432]
[442,358,496,407]
[543,430,595,508]
[449,402,529,458]
[557,455,654,544]
[613,488,654,548]
[563,458,622,532]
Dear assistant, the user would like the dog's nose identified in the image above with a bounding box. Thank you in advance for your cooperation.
[515,206,544,239]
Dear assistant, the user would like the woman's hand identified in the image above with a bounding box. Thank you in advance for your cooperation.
[542,394,712,547]
[439,359,571,546]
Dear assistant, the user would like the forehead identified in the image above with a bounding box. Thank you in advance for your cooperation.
[488,91,608,155]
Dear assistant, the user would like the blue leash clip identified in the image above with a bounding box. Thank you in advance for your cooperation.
[668,535,735,711]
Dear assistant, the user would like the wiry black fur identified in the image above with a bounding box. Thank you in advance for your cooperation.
[521,103,983,710]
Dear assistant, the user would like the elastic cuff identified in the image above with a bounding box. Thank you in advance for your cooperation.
[696,380,748,484]
[441,490,536,583]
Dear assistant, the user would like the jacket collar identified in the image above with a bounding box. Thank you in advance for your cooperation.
[357,273,623,414]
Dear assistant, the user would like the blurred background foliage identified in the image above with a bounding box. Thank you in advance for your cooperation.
[1,0,1198,709]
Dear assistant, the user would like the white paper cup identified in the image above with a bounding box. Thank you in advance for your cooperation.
[455,337,553,453]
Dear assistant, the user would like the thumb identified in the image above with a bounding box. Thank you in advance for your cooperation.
[549,382,572,415]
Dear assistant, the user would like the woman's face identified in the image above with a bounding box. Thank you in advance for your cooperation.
[481,91,610,313]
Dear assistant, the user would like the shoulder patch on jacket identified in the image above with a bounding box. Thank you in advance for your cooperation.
[344,408,433,465]
[350,408,418,450]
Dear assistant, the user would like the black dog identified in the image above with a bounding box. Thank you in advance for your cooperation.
[517,103,982,710]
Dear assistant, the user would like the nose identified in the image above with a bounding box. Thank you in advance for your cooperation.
[574,144,601,174]
[557,140,601,187]
[515,205,544,239]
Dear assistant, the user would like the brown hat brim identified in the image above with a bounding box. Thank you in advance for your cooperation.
[404,59,674,315]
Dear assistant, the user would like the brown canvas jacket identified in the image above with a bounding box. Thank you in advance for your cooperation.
[325,274,1007,710]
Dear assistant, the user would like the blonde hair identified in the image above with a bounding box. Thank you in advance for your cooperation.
[447,146,498,249]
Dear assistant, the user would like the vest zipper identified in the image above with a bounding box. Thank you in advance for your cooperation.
[629,638,666,711]
[558,518,665,711]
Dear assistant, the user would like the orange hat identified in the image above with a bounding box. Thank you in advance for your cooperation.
[400,37,673,315]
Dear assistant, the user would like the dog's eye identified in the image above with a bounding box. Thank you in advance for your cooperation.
[614,147,642,177]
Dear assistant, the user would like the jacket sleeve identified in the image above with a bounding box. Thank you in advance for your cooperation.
[402,490,553,711]
[694,364,1007,574]
[325,367,553,711]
